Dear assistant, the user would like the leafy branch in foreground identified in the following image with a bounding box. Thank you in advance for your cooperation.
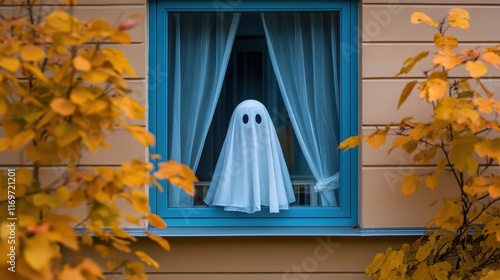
[0,1,197,279]
[340,8,500,279]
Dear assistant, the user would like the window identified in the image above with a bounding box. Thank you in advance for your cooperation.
[149,0,359,230]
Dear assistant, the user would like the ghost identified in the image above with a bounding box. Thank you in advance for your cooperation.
[204,100,296,213]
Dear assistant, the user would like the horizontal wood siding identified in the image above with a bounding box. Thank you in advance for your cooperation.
[0,6,145,42]
[364,0,500,4]
[19,0,146,5]
[362,79,500,125]
[0,1,148,227]
[362,43,500,78]
[96,236,415,279]
[108,274,367,280]
[363,5,500,42]
[360,1,500,227]
[1,0,497,279]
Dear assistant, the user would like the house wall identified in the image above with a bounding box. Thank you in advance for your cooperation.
[1,0,499,279]
[361,0,500,228]
[0,0,149,226]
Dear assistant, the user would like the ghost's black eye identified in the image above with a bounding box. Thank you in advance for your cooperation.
[243,114,249,124]
[255,114,262,124]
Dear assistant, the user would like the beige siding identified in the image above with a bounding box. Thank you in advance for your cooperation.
[0,127,146,165]
[360,1,500,227]
[112,43,147,78]
[121,274,366,280]
[74,6,147,43]
[362,79,500,125]
[99,236,416,279]
[362,80,433,125]
[105,0,499,277]
[363,5,500,42]
[0,1,148,163]
[78,128,146,165]
[1,0,498,279]
[361,127,441,166]
[0,1,148,227]
[361,167,462,227]
[20,167,146,227]
[362,43,500,78]
[0,6,145,43]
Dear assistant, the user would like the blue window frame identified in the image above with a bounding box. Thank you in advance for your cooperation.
[148,0,359,232]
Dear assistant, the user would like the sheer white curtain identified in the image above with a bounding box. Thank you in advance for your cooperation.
[169,13,240,207]
[262,13,341,206]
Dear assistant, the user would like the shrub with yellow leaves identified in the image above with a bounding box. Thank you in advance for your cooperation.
[0,1,197,279]
[340,8,500,279]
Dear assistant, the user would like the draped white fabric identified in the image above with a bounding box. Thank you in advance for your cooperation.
[204,100,296,213]
[261,13,341,206]
[169,13,240,207]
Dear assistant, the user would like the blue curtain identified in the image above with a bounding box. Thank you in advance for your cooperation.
[262,13,341,206]
[169,13,240,207]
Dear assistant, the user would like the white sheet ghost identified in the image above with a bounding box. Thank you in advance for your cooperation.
[204,100,296,213]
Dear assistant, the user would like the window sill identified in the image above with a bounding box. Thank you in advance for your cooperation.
[125,227,427,237]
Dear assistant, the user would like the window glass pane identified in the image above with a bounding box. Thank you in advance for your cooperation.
[168,12,340,209]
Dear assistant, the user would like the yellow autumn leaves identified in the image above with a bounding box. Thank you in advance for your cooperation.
[0,1,197,279]
[395,11,500,107]
[340,8,500,183]
[350,7,500,280]
[340,7,500,236]
[154,160,199,196]
[411,8,470,29]
[0,8,151,165]
[20,45,45,62]
[363,8,500,279]
[413,9,500,80]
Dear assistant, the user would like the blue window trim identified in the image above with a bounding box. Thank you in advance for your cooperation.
[148,0,360,231]
[124,227,427,237]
